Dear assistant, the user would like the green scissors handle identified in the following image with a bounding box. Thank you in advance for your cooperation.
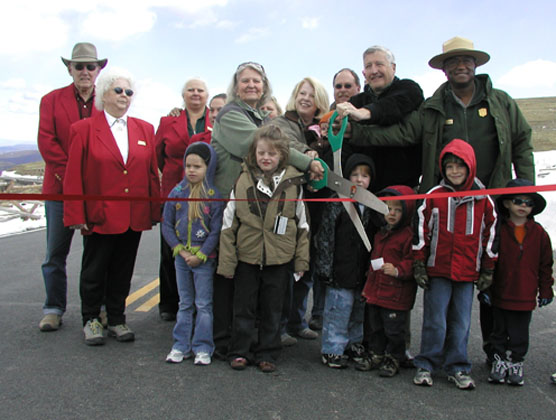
[327,110,348,153]
[308,157,329,190]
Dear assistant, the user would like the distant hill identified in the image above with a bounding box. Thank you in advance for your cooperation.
[0,143,38,153]
[0,149,42,172]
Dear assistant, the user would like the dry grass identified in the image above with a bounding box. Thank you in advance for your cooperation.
[516,97,556,152]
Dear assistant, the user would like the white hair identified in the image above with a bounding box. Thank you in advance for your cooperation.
[363,46,396,65]
[94,67,136,111]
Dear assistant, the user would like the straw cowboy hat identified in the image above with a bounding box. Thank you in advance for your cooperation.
[428,36,490,69]
[61,42,107,68]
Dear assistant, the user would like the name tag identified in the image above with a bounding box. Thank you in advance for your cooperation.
[137,140,147,146]
[273,215,288,235]
[445,119,454,125]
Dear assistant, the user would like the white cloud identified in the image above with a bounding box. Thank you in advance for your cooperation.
[412,70,446,99]
[1,79,27,89]
[127,78,182,129]
[235,28,270,44]
[81,8,157,41]
[497,60,556,89]
[301,17,320,30]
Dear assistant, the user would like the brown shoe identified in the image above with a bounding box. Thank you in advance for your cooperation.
[258,361,276,373]
[39,314,62,332]
[230,357,248,370]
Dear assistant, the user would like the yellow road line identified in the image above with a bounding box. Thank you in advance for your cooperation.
[126,278,159,306]
[135,293,160,312]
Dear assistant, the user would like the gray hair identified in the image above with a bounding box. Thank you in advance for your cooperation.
[332,68,361,88]
[363,45,396,65]
[94,67,136,111]
[226,62,272,108]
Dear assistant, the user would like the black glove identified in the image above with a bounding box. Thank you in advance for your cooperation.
[478,291,492,306]
[413,260,429,290]
[476,268,494,291]
[538,297,553,307]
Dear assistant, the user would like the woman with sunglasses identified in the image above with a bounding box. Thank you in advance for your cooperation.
[210,62,324,360]
[155,79,211,322]
[64,67,160,346]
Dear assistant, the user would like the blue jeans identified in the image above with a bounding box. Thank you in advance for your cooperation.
[414,277,474,375]
[41,200,75,315]
[321,286,364,355]
[172,256,215,355]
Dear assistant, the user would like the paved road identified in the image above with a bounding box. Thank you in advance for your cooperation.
[2,226,556,420]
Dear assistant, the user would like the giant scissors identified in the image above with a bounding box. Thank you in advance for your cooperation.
[310,111,388,252]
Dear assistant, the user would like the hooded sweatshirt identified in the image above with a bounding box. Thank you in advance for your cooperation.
[413,139,498,282]
[161,142,223,262]
[363,185,417,310]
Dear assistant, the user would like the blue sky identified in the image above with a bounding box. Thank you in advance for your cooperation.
[1,0,555,146]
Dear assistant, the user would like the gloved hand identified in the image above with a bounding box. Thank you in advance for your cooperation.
[538,297,553,307]
[478,291,492,306]
[413,260,429,290]
[476,268,494,291]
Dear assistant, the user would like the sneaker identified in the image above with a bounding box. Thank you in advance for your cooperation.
[39,314,62,332]
[166,348,185,363]
[194,352,211,366]
[413,368,433,386]
[355,352,384,372]
[506,361,524,386]
[295,328,318,340]
[83,319,105,346]
[258,361,277,373]
[308,316,323,331]
[448,371,475,390]
[99,310,108,328]
[321,354,348,369]
[230,357,248,370]
[281,333,297,347]
[107,324,135,342]
[550,372,556,384]
[345,343,366,364]
[379,355,400,377]
[488,354,508,384]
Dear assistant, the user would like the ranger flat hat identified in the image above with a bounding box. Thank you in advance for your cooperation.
[428,36,490,69]
[61,42,107,69]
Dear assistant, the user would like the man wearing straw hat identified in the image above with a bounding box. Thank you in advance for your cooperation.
[37,42,107,332]
[345,36,534,194]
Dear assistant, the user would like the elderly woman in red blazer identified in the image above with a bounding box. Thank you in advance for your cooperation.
[155,78,211,321]
[64,67,160,346]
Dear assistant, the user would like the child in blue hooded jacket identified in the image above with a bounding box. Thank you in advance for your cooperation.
[162,142,223,365]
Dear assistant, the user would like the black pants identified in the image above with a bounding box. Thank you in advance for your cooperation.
[229,262,289,364]
[480,301,494,356]
[158,228,179,315]
[80,230,141,326]
[489,307,532,362]
[213,272,235,357]
[366,303,408,362]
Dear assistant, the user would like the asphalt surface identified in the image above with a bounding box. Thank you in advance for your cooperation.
[2,226,556,420]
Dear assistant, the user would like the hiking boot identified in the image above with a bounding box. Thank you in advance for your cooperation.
[281,333,297,347]
[413,368,433,386]
[83,319,105,346]
[379,355,400,377]
[194,352,211,366]
[345,343,366,364]
[295,328,318,340]
[488,354,508,384]
[355,352,383,371]
[321,354,348,369]
[107,324,135,342]
[506,361,524,386]
[448,371,475,390]
[39,314,62,332]
[308,316,323,331]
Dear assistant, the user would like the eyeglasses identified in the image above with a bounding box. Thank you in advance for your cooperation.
[113,87,134,97]
[511,197,534,207]
[236,61,265,73]
[334,83,353,89]
[73,63,98,71]
[443,56,476,69]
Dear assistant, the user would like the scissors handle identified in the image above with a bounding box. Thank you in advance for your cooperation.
[327,111,348,153]
[308,158,329,190]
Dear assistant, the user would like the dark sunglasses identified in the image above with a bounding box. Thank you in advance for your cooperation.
[73,63,98,71]
[114,87,134,97]
[511,197,534,207]
[334,83,353,89]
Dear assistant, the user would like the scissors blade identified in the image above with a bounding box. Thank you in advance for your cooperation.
[340,199,372,252]
[326,170,389,215]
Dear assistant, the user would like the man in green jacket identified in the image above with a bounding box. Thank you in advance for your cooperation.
[345,36,534,194]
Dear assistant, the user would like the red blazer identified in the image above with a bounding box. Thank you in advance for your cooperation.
[63,112,161,234]
[155,108,210,197]
[38,84,99,194]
